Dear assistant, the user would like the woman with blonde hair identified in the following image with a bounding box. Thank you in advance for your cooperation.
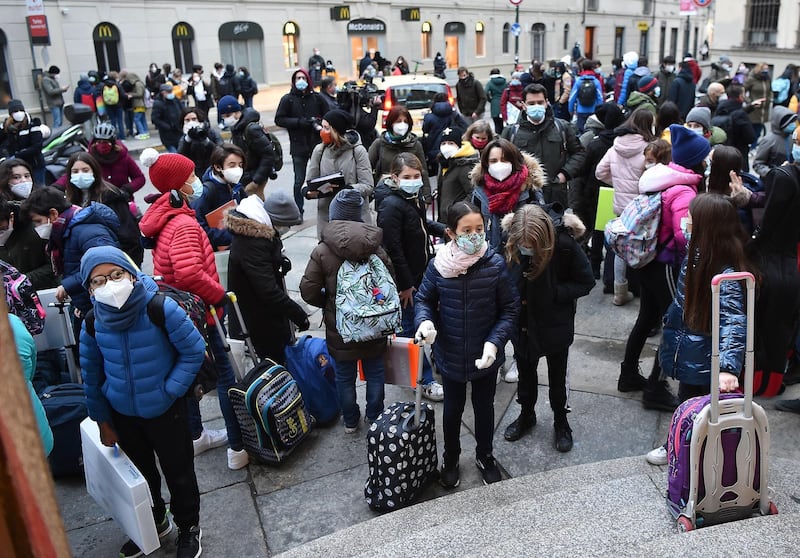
[501,204,594,451]
[463,120,495,153]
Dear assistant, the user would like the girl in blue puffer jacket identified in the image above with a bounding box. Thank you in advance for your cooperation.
[78,245,206,557]
[414,201,519,489]
[646,193,751,466]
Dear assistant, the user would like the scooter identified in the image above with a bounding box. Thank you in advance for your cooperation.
[43,104,92,184]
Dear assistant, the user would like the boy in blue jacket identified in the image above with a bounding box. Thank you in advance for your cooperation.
[79,246,206,558]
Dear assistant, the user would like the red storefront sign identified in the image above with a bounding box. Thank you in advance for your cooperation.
[27,15,51,45]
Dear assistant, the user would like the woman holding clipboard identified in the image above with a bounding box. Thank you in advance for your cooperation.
[304,110,374,238]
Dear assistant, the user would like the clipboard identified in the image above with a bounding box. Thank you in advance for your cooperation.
[205,200,236,230]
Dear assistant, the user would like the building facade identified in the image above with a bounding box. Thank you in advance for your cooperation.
[2,1,712,112]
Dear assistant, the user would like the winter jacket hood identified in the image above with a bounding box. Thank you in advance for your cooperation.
[322,219,383,261]
[291,68,315,91]
[626,91,657,114]
[432,101,454,117]
[224,208,276,240]
[139,192,195,238]
[470,151,546,192]
[638,161,703,194]
[595,132,649,214]
[769,105,796,133]
[232,107,262,133]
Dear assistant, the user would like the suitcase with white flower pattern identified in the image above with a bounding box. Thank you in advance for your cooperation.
[364,341,438,511]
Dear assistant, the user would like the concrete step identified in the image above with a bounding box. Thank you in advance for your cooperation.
[277,456,800,557]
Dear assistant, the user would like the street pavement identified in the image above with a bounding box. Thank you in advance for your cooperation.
[55,85,800,556]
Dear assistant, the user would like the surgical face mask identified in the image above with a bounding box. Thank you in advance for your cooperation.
[792,144,800,162]
[783,122,797,135]
[488,161,513,181]
[665,65,675,73]
[440,143,459,159]
[0,225,12,246]
[455,232,485,255]
[185,178,203,202]
[518,245,535,257]
[654,86,661,97]
[35,222,52,240]
[398,178,423,195]
[686,125,704,135]
[644,162,656,170]
[166,93,176,100]
[510,79,521,86]
[70,173,95,190]
[392,122,409,137]
[11,111,25,122]
[680,217,692,243]
[10,181,33,199]
[222,167,244,184]
[93,277,135,310]
[471,137,488,150]
[183,121,202,134]
[223,115,238,128]
[526,104,546,123]
[295,78,308,91]
[718,93,728,102]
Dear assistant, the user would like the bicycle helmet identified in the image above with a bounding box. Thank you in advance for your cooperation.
[93,121,117,141]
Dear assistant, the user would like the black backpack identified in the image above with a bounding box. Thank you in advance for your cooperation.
[245,122,283,172]
[577,77,597,108]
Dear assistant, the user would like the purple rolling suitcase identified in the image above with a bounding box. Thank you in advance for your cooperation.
[666,272,777,530]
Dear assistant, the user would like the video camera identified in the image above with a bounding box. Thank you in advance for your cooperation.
[337,79,382,109]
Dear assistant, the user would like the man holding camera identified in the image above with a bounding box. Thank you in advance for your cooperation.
[275,68,327,216]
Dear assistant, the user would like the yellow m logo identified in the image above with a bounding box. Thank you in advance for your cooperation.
[339,6,350,19]
[98,24,113,38]
[176,24,189,37]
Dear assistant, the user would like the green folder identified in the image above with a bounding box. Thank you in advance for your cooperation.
[595,186,615,231]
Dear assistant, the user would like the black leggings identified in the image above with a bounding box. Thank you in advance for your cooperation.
[622,260,678,380]
[441,371,498,459]
[516,348,570,423]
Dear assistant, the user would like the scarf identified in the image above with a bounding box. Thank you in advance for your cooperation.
[92,277,152,331]
[433,239,488,278]
[483,165,529,215]
[48,205,80,275]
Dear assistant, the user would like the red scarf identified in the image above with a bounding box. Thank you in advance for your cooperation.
[483,165,529,215]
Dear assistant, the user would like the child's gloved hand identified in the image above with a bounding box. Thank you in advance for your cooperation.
[719,371,740,392]
[414,320,437,345]
[474,342,498,370]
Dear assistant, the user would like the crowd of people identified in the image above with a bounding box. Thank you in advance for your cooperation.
[4,48,800,558]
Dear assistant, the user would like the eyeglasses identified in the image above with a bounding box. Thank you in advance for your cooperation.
[89,268,128,289]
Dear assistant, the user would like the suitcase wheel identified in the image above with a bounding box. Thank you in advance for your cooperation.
[676,516,694,532]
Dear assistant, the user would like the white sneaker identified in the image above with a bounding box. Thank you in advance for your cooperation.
[227,448,249,470]
[503,361,519,383]
[421,381,444,402]
[645,446,668,465]
[193,428,228,456]
[344,424,359,434]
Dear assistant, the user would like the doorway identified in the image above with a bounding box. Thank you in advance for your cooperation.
[584,27,595,60]
[445,36,459,68]
[350,36,380,77]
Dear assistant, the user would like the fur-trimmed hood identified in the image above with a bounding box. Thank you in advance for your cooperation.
[224,208,276,240]
[500,206,586,240]
[470,152,546,192]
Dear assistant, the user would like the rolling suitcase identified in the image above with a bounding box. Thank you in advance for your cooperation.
[364,339,438,511]
[667,272,777,531]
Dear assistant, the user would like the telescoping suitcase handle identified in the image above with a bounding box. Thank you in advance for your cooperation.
[411,338,426,428]
[710,272,755,423]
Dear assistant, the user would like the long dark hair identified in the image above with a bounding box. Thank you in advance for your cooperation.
[479,138,525,176]
[684,193,751,333]
[656,101,681,136]
[616,107,656,142]
[0,158,33,201]
[64,152,115,206]
[706,146,742,196]
[445,200,483,232]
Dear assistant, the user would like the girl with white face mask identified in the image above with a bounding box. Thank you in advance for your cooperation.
[195,144,247,251]
[367,105,431,201]
[177,107,224,177]
[0,160,34,201]
[1,99,46,185]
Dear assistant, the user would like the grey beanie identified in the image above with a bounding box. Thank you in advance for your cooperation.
[686,107,712,131]
[264,191,302,226]
[328,189,363,222]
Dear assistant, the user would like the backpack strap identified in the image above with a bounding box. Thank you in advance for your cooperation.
[84,293,167,339]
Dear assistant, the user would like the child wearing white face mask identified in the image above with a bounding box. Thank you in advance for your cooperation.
[177,107,224,177]
[368,105,431,201]
[435,126,480,225]
[79,245,206,557]
[375,153,447,402]
[192,144,245,251]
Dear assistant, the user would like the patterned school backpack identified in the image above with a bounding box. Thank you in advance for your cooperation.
[1,260,46,335]
[335,255,402,343]
[604,192,664,269]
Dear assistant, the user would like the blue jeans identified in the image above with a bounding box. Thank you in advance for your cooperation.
[292,154,310,215]
[106,106,125,138]
[401,304,434,385]
[575,113,589,134]
[124,108,135,137]
[335,357,385,427]
[187,321,243,450]
[51,106,63,128]
[133,111,148,135]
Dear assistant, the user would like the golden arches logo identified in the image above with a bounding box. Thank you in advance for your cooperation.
[409,8,420,20]
[338,6,350,19]
[97,24,113,38]
[175,24,189,37]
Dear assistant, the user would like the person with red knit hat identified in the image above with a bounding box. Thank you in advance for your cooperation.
[138,148,249,472]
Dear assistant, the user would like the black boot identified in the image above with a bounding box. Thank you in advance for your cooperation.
[617,362,648,392]
[642,380,679,411]
[504,410,536,441]
[554,419,573,453]
[439,452,460,489]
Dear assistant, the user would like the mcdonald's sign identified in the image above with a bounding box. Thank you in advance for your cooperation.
[401,8,421,22]
[93,22,119,42]
[330,5,351,21]
[172,22,195,40]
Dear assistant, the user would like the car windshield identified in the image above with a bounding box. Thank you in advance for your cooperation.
[388,83,448,110]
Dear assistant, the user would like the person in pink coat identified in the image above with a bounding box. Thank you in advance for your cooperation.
[616,124,708,413]
[595,108,656,305]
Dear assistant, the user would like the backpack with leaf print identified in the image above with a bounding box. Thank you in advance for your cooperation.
[335,255,401,343]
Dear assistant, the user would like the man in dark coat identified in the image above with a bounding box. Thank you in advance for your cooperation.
[150,84,183,152]
[667,62,697,119]
[455,67,487,122]
[275,68,327,216]
[502,83,586,207]
[714,83,756,170]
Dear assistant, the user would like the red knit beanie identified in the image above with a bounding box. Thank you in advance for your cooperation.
[139,148,195,193]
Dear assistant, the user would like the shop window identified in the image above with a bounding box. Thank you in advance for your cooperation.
[421,21,432,59]
[219,21,265,82]
[614,27,625,60]
[475,22,485,57]
[531,23,546,62]
[0,30,11,108]
[563,24,570,51]
[283,22,299,69]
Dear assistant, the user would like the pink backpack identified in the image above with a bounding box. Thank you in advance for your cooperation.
[1,260,46,335]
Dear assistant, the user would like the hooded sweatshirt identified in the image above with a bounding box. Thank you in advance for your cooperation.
[753,106,797,177]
